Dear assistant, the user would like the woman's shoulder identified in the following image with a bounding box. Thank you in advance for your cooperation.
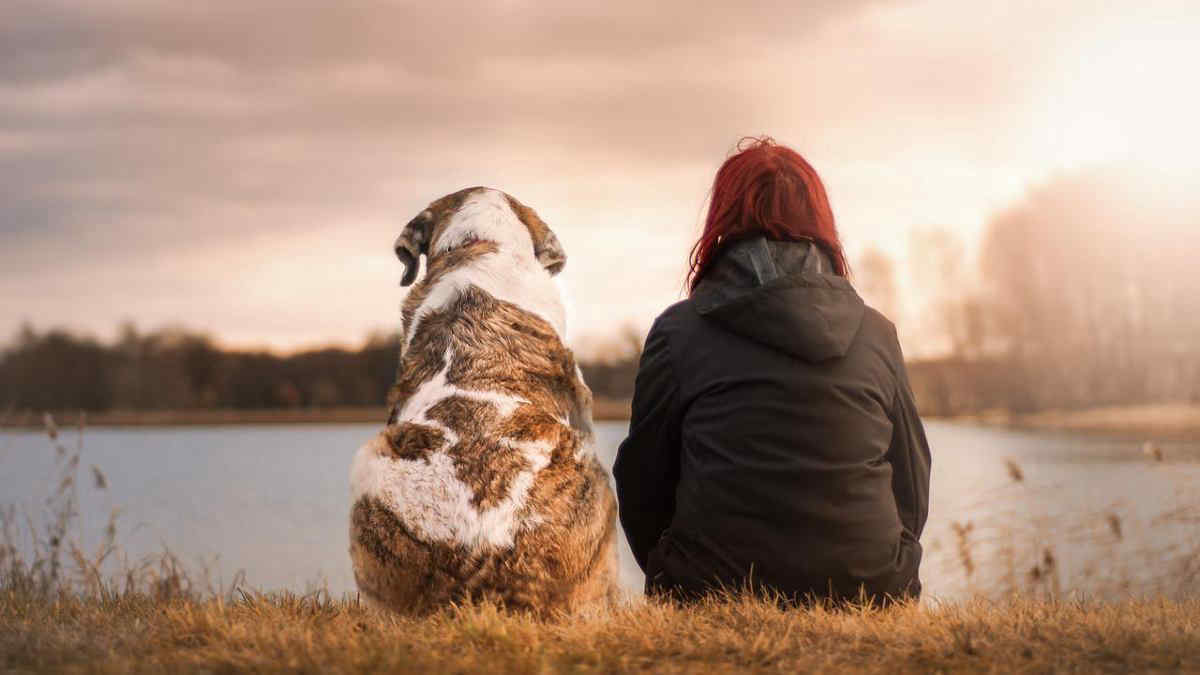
[857,304,908,373]
[656,298,695,322]
[648,298,702,338]
[859,304,898,342]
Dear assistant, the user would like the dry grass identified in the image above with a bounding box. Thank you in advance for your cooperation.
[4,584,1200,673]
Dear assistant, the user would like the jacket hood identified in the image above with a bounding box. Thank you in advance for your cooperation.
[692,236,865,362]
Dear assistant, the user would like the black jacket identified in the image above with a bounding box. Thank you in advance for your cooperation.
[613,236,931,604]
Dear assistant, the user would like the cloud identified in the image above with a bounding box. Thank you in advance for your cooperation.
[2,1,884,75]
[2,0,1197,350]
[0,1,883,322]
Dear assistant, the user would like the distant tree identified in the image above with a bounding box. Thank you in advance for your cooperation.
[0,329,113,411]
[1,321,650,413]
[577,321,645,401]
[855,247,901,323]
[978,165,1200,410]
[908,227,986,359]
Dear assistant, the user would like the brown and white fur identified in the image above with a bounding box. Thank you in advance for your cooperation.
[349,187,619,615]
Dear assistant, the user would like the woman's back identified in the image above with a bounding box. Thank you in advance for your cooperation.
[614,236,929,603]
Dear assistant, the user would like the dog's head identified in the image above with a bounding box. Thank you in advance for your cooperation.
[394,187,566,286]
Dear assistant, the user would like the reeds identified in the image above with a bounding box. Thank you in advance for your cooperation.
[0,414,242,603]
[927,448,1200,601]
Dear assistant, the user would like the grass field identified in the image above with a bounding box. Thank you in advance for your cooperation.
[4,580,1200,674]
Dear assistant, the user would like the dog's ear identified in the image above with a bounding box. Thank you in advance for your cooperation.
[505,195,566,275]
[395,210,434,286]
[536,231,566,276]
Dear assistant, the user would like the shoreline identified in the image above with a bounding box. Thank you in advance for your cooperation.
[0,398,634,429]
[4,402,1199,440]
[943,402,1200,441]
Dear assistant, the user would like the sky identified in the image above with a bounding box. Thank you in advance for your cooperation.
[2,0,1198,357]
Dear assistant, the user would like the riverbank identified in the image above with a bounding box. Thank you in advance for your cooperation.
[5,402,1198,440]
[3,586,1197,673]
[0,399,634,429]
[959,402,1200,441]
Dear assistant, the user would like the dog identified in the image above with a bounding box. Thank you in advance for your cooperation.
[349,187,619,615]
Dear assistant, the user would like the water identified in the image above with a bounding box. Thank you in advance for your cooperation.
[3,420,1199,601]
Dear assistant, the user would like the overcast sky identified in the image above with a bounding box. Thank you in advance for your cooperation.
[2,0,1197,356]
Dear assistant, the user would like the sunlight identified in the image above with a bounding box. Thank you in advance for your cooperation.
[1048,26,1200,171]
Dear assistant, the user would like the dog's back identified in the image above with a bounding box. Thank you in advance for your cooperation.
[349,188,618,614]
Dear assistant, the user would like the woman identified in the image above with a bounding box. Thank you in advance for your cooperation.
[613,137,931,605]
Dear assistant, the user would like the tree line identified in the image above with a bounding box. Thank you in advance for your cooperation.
[870,165,1200,415]
[0,322,641,414]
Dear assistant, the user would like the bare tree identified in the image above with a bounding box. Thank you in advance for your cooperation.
[978,165,1200,410]
[855,247,901,323]
[908,227,986,359]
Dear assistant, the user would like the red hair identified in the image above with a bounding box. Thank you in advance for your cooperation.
[687,136,848,293]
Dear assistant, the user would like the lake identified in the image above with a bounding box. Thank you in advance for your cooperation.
[3,420,1199,601]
